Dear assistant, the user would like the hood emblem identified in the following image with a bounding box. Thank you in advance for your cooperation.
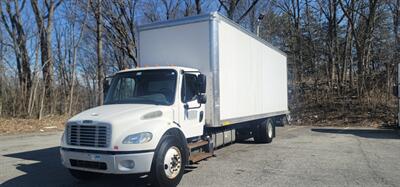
[82,120,93,124]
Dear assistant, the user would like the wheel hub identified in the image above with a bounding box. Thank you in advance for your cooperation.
[163,146,182,179]
[267,122,273,137]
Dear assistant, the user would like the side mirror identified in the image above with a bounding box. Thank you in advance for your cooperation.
[197,94,207,104]
[198,74,206,94]
[393,85,398,97]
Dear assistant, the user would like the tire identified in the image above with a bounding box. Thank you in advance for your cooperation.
[282,115,290,126]
[69,169,101,180]
[253,118,274,143]
[274,115,288,127]
[150,135,187,187]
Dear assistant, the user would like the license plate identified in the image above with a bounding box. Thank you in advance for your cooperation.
[89,154,101,161]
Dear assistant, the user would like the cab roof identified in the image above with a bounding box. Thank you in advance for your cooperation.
[116,66,198,74]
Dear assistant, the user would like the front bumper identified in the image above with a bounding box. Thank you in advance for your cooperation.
[60,147,154,174]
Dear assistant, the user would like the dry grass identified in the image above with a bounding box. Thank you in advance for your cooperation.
[0,115,68,135]
[290,98,397,128]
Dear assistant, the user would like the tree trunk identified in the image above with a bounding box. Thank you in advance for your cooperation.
[343,18,353,91]
[96,0,104,106]
[1,0,32,113]
[28,44,40,117]
[31,0,57,114]
[195,0,202,14]
[39,83,46,120]
[0,28,3,117]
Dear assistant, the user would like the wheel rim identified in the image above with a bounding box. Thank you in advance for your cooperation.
[267,121,273,138]
[163,146,182,179]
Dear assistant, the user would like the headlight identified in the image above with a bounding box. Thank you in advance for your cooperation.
[61,132,65,143]
[122,132,153,144]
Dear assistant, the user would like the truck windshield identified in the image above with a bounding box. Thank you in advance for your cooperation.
[104,69,177,105]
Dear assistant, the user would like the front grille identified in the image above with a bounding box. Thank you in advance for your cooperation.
[70,159,107,170]
[66,123,111,148]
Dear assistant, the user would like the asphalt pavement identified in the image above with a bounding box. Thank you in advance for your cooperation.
[1,126,399,187]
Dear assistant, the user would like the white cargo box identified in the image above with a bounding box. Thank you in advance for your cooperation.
[138,12,288,127]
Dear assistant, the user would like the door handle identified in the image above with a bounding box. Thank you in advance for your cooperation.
[199,111,204,122]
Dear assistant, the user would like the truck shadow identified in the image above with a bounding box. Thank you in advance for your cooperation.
[235,139,260,144]
[311,128,399,139]
[2,146,149,187]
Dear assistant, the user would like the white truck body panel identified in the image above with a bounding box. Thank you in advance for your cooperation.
[138,12,288,127]
[139,20,216,127]
[139,21,211,73]
[218,21,288,122]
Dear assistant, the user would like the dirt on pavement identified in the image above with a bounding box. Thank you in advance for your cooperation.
[0,116,67,135]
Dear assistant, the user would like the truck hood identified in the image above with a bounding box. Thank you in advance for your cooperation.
[68,104,165,123]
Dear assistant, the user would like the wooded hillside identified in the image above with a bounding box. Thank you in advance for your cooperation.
[0,0,399,127]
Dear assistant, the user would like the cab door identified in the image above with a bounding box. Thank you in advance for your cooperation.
[179,73,205,138]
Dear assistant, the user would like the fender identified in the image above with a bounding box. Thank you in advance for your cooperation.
[154,127,189,165]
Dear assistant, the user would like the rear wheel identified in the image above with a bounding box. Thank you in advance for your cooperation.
[280,114,290,126]
[150,135,186,187]
[253,118,274,143]
[69,169,101,180]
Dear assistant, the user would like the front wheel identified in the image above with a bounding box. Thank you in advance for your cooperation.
[253,118,274,143]
[150,135,187,187]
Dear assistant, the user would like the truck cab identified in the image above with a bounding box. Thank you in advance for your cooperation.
[60,66,208,186]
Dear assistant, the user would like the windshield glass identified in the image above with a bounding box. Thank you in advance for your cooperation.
[104,69,177,105]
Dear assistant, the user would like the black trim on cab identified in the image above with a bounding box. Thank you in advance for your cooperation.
[61,147,155,155]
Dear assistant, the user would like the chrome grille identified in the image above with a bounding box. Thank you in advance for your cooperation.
[67,123,111,148]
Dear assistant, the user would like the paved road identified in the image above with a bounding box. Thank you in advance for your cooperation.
[1,126,399,187]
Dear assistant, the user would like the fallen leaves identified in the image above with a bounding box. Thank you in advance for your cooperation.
[0,115,68,135]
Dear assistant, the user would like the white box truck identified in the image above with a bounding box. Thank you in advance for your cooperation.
[60,12,288,187]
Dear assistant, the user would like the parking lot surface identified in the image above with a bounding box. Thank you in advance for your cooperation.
[1,126,399,187]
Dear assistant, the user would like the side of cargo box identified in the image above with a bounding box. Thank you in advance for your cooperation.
[138,12,289,130]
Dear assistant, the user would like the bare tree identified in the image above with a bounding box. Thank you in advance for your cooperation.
[339,0,380,95]
[93,0,104,106]
[102,0,138,69]
[0,0,398,127]
[161,0,181,20]
[385,0,400,100]
[142,0,181,21]
[27,41,40,117]
[317,0,345,92]
[31,0,63,113]
[0,0,32,112]
[183,0,204,16]
[218,0,260,23]
[64,0,90,115]
[0,18,3,116]
[274,0,304,102]
[389,0,400,67]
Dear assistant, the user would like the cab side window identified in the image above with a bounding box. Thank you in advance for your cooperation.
[181,74,198,103]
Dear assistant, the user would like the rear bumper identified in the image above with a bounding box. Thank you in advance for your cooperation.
[60,147,154,174]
